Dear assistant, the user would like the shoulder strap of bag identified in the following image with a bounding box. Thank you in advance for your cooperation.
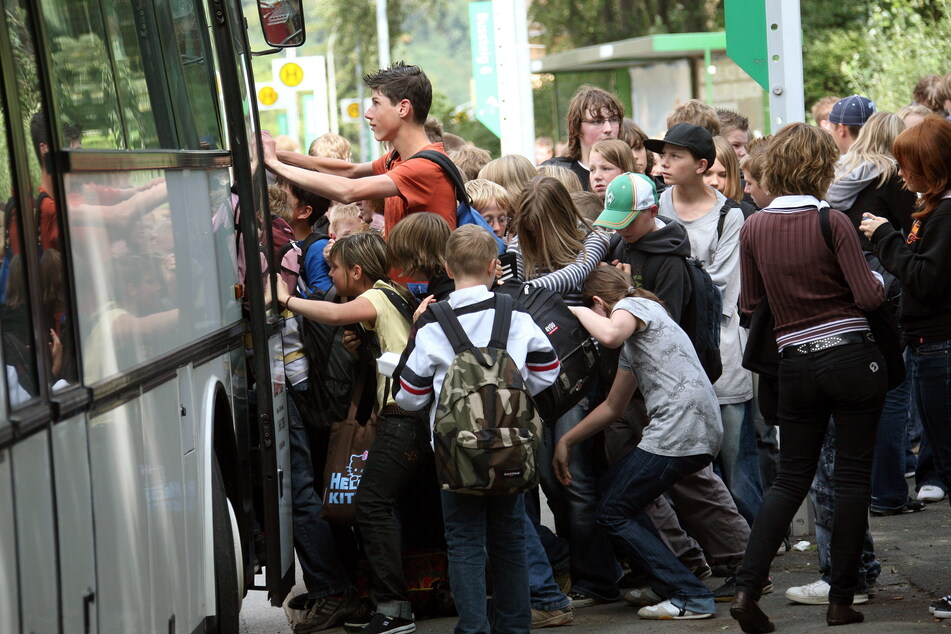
[717,199,740,240]
[408,149,473,211]
[384,148,401,171]
[429,300,475,356]
[489,293,514,349]
[818,207,835,252]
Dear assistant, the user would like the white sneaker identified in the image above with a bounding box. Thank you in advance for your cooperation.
[918,485,947,503]
[784,579,868,605]
[637,600,713,620]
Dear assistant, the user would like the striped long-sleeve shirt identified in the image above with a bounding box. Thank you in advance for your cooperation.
[507,229,609,306]
[739,195,884,350]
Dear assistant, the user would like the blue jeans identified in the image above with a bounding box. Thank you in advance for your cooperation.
[810,419,880,593]
[912,340,951,498]
[288,389,351,598]
[441,491,531,634]
[871,368,913,513]
[523,505,570,611]
[597,448,715,614]
[537,402,620,600]
[716,400,764,525]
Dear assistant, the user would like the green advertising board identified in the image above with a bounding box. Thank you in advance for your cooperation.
[469,1,501,138]
[724,0,768,90]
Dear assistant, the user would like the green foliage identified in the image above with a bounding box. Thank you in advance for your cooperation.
[838,0,951,111]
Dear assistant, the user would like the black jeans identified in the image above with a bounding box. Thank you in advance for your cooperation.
[736,341,886,605]
[354,413,431,620]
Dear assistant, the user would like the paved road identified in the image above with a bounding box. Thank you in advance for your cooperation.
[241,484,951,632]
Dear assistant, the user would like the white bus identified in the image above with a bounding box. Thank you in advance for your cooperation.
[0,0,305,630]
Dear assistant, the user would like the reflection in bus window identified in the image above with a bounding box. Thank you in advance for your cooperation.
[67,169,241,384]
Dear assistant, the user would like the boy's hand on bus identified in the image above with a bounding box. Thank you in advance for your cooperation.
[552,439,572,486]
[49,329,63,378]
[260,130,276,166]
[413,295,435,323]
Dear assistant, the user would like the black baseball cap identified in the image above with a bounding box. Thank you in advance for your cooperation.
[644,123,716,166]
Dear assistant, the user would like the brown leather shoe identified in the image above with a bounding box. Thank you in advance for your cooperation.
[827,603,864,626]
[730,590,776,633]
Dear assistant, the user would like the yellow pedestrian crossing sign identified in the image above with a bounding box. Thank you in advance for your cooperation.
[279,62,304,87]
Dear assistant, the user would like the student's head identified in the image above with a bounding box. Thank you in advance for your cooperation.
[280,178,332,227]
[328,231,390,293]
[513,176,593,278]
[570,191,603,223]
[892,115,951,219]
[479,154,537,206]
[535,164,583,193]
[465,179,512,238]
[912,75,943,112]
[534,136,554,165]
[268,185,294,223]
[837,112,905,187]
[274,135,299,152]
[308,133,352,161]
[896,104,933,129]
[936,72,951,113]
[810,95,840,133]
[387,212,451,279]
[666,100,721,136]
[740,137,773,208]
[704,136,743,201]
[328,203,366,238]
[444,225,499,282]
[763,122,838,200]
[717,109,750,158]
[564,85,624,161]
[589,139,636,201]
[618,118,651,174]
[424,116,443,142]
[593,172,659,245]
[644,123,716,187]
[363,62,432,125]
[828,95,876,155]
[582,266,663,314]
[449,144,492,182]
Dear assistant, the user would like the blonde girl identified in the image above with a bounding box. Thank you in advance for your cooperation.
[478,154,537,210]
[589,139,636,201]
[703,136,744,202]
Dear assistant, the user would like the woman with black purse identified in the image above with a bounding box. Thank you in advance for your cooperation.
[729,123,887,633]
[860,114,951,622]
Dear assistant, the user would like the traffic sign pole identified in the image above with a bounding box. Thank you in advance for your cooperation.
[765,0,805,127]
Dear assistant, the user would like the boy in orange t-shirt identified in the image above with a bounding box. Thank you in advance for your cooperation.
[262,63,457,237]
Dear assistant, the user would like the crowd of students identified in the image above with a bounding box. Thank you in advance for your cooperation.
[256,62,951,634]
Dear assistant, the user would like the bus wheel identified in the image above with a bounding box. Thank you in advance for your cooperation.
[213,456,242,632]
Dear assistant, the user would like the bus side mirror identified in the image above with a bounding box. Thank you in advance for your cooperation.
[257,0,305,48]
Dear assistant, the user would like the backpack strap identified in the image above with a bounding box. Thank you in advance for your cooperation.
[716,199,740,240]
[429,300,475,356]
[377,286,418,323]
[407,149,473,212]
[488,293,514,349]
[818,207,835,252]
[384,148,401,171]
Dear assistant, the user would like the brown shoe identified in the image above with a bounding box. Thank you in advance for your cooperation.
[827,603,864,626]
[730,590,776,634]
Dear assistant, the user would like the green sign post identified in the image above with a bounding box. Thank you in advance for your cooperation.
[469,1,501,138]
[724,0,768,90]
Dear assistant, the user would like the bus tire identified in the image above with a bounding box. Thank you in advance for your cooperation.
[213,456,241,633]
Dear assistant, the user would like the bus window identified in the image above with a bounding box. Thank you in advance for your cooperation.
[163,0,225,150]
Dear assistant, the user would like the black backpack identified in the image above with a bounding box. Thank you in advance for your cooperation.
[495,282,599,424]
[608,233,723,383]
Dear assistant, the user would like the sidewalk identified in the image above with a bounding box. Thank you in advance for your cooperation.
[408,494,951,632]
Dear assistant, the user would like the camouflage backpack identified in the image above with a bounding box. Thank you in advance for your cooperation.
[428,293,541,495]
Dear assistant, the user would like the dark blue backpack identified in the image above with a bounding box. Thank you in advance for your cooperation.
[386,149,506,254]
